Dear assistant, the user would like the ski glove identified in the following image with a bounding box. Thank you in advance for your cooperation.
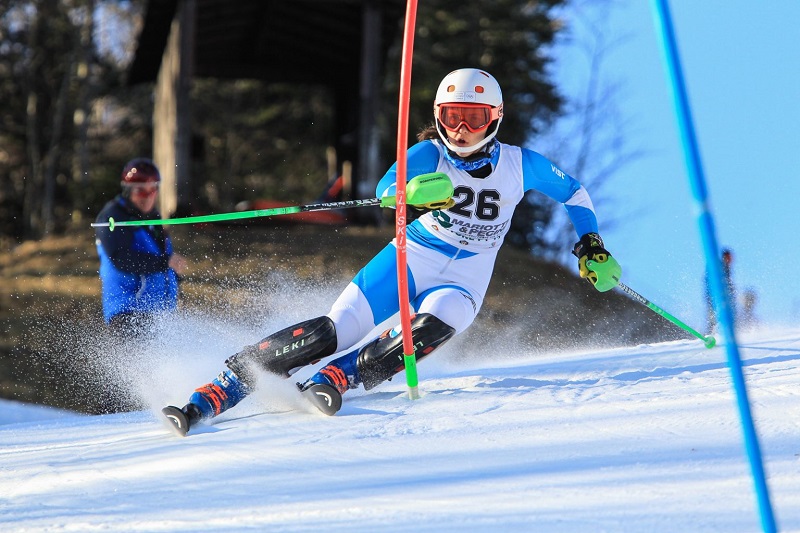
[412,197,456,211]
[407,173,455,210]
[572,232,622,292]
[380,173,455,210]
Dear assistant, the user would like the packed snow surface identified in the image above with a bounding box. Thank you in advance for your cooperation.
[2,327,799,532]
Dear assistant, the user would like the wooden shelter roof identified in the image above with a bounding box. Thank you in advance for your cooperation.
[128,0,404,86]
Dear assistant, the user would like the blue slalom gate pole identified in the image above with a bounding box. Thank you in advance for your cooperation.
[650,1,777,531]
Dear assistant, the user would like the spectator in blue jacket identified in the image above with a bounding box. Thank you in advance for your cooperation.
[705,247,735,333]
[95,158,188,333]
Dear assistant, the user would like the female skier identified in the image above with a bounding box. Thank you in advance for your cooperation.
[162,68,620,436]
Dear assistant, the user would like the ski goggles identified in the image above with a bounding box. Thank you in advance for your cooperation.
[435,103,501,133]
[129,183,159,197]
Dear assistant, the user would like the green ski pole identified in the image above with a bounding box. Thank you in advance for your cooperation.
[92,197,381,231]
[587,259,716,348]
[618,281,716,348]
[91,172,453,231]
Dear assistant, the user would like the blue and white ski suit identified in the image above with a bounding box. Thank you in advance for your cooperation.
[326,139,598,350]
[178,139,603,421]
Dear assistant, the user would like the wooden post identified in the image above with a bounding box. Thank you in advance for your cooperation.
[154,0,195,218]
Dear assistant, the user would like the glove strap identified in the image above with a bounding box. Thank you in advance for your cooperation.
[572,232,604,258]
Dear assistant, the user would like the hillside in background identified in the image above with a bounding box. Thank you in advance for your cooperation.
[0,222,681,413]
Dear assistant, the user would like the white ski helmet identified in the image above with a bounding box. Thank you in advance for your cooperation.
[433,68,504,154]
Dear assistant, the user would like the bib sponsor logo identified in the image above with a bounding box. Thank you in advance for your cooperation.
[452,219,509,240]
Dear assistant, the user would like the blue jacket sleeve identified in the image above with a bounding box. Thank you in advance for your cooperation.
[375,141,441,198]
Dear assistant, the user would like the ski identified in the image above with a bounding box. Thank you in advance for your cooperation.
[299,382,342,416]
[161,406,191,437]
[161,382,342,437]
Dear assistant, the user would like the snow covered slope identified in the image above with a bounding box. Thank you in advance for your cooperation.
[1,328,799,532]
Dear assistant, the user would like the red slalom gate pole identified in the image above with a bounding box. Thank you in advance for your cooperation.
[395,0,420,400]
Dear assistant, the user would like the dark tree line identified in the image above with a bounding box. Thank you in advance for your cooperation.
[0,0,152,240]
[0,0,574,253]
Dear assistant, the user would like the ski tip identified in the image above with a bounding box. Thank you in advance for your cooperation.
[161,406,191,437]
[301,383,342,416]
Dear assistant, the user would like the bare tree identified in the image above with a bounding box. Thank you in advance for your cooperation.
[534,0,644,261]
[0,0,146,239]
[73,0,96,192]
[19,0,79,237]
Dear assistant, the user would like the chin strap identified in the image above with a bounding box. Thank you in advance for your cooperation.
[442,139,498,177]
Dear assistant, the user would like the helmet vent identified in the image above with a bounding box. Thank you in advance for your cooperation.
[475,86,484,93]
[447,85,456,92]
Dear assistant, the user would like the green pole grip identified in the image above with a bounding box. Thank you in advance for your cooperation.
[379,172,453,208]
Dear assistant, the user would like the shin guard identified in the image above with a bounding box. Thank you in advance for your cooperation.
[225,316,338,383]
[357,313,455,390]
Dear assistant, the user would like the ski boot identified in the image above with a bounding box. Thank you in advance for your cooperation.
[297,352,360,416]
[162,369,250,437]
